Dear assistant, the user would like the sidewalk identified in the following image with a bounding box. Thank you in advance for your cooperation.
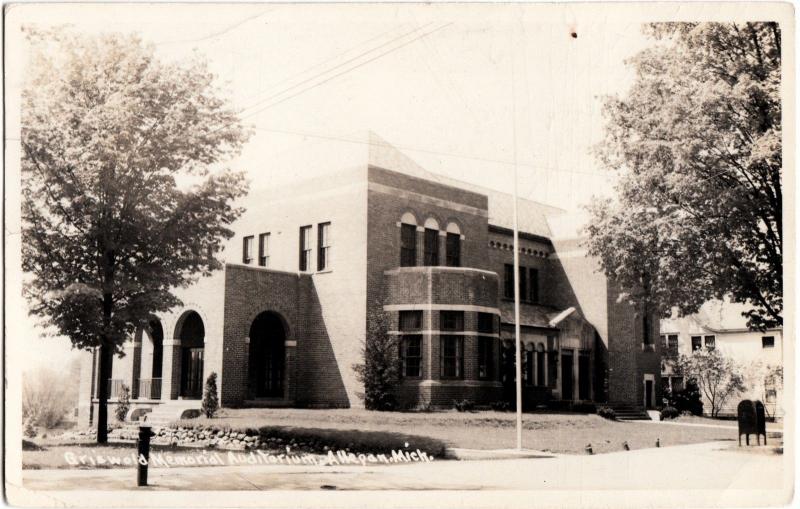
[642,419,783,433]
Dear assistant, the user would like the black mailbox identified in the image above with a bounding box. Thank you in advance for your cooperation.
[737,399,767,446]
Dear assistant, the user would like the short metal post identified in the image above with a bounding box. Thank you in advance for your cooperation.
[137,425,154,486]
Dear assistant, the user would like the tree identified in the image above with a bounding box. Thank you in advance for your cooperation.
[677,349,746,417]
[21,29,250,443]
[201,372,220,418]
[586,22,782,331]
[22,367,74,429]
[353,311,400,411]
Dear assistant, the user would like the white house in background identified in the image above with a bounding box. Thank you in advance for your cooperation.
[660,299,784,419]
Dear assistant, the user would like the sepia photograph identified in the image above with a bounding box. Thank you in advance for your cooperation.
[3,2,794,507]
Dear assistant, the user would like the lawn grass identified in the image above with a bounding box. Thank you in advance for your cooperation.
[173,408,741,455]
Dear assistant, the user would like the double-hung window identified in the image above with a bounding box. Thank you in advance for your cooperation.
[299,226,312,272]
[529,268,539,302]
[258,233,270,267]
[400,224,417,267]
[503,264,514,299]
[440,311,464,379]
[424,228,439,266]
[317,222,331,271]
[399,311,422,378]
[704,335,716,350]
[691,336,702,351]
[477,313,495,380]
[242,235,254,264]
[445,232,461,267]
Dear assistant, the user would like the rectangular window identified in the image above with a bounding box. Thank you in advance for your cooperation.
[660,334,667,349]
[440,310,464,379]
[317,222,331,271]
[424,228,439,266]
[536,350,546,386]
[478,337,493,380]
[518,266,527,302]
[504,264,514,299]
[477,312,495,334]
[547,348,558,387]
[242,235,254,264]
[691,336,702,351]
[668,334,679,351]
[704,335,716,350]
[400,224,417,267]
[258,233,270,267]
[445,232,461,267]
[399,311,422,378]
[671,376,684,392]
[762,336,775,348]
[299,226,312,271]
[440,336,464,378]
[529,268,539,303]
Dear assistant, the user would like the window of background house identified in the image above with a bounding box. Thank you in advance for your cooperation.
[317,222,331,271]
[242,235,254,264]
[671,376,684,392]
[445,232,461,267]
[424,228,439,266]
[660,335,667,349]
[258,233,270,267]
[400,223,417,267]
[691,336,702,351]
[477,312,495,380]
[529,268,539,303]
[518,266,527,302]
[765,376,777,403]
[762,336,775,348]
[440,311,464,378]
[399,311,422,378]
[524,350,534,386]
[504,264,514,299]
[704,335,716,350]
[668,334,678,351]
[536,347,546,386]
[299,226,312,271]
[661,376,670,390]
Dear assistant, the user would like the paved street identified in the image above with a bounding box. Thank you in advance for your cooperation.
[23,441,786,492]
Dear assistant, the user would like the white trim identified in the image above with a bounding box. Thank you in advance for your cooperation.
[368,182,489,218]
[284,340,297,347]
[163,339,181,347]
[384,304,500,314]
[548,307,576,328]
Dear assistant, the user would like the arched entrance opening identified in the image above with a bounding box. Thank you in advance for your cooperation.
[139,319,164,399]
[178,311,205,399]
[248,312,286,398]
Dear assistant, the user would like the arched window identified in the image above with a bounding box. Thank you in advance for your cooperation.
[445,222,461,267]
[400,212,417,267]
[423,218,440,266]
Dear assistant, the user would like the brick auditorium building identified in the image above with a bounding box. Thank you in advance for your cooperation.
[77,134,661,425]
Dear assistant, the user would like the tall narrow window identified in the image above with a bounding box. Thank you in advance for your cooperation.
[704,335,716,350]
[477,313,495,380]
[399,311,422,377]
[536,348,546,386]
[317,222,331,271]
[440,311,464,379]
[518,266,527,302]
[424,228,439,266]
[400,224,417,267]
[258,233,270,267]
[524,350,534,386]
[299,226,312,271]
[642,312,652,345]
[529,268,539,303]
[445,232,461,267]
[504,264,514,299]
[242,235,254,264]
[691,336,702,351]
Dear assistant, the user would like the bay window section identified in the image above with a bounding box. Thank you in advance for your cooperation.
[399,311,422,378]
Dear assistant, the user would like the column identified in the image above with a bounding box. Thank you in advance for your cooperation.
[129,341,142,399]
[161,338,182,400]
[416,226,425,265]
[438,231,447,266]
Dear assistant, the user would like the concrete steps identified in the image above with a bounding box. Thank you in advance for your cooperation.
[141,401,202,426]
[609,404,652,421]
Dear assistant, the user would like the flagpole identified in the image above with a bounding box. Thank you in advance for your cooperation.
[510,25,523,452]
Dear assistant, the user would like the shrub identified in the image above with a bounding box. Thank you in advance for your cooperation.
[596,406,616,420]
[115,384,130,422]
[490,401,512,412]
[453,399,475,412]
[201,372,220,418]
[667,379,704,416]
[571,402,597,413]
[23,418,37,439]
[22,367,74,429]
[660,406,680,420]
[353,311,400,411]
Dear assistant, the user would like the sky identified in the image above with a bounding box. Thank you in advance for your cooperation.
[8,3,657,370]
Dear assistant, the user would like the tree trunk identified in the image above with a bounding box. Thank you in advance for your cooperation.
[96,341,112,443]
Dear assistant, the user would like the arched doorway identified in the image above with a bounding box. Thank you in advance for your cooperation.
[248,312,286,398]
[139,319,164,399]
[178,311,205,399]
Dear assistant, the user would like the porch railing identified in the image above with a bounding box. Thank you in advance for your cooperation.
[138,378,162,400]
[106,379,126,399]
